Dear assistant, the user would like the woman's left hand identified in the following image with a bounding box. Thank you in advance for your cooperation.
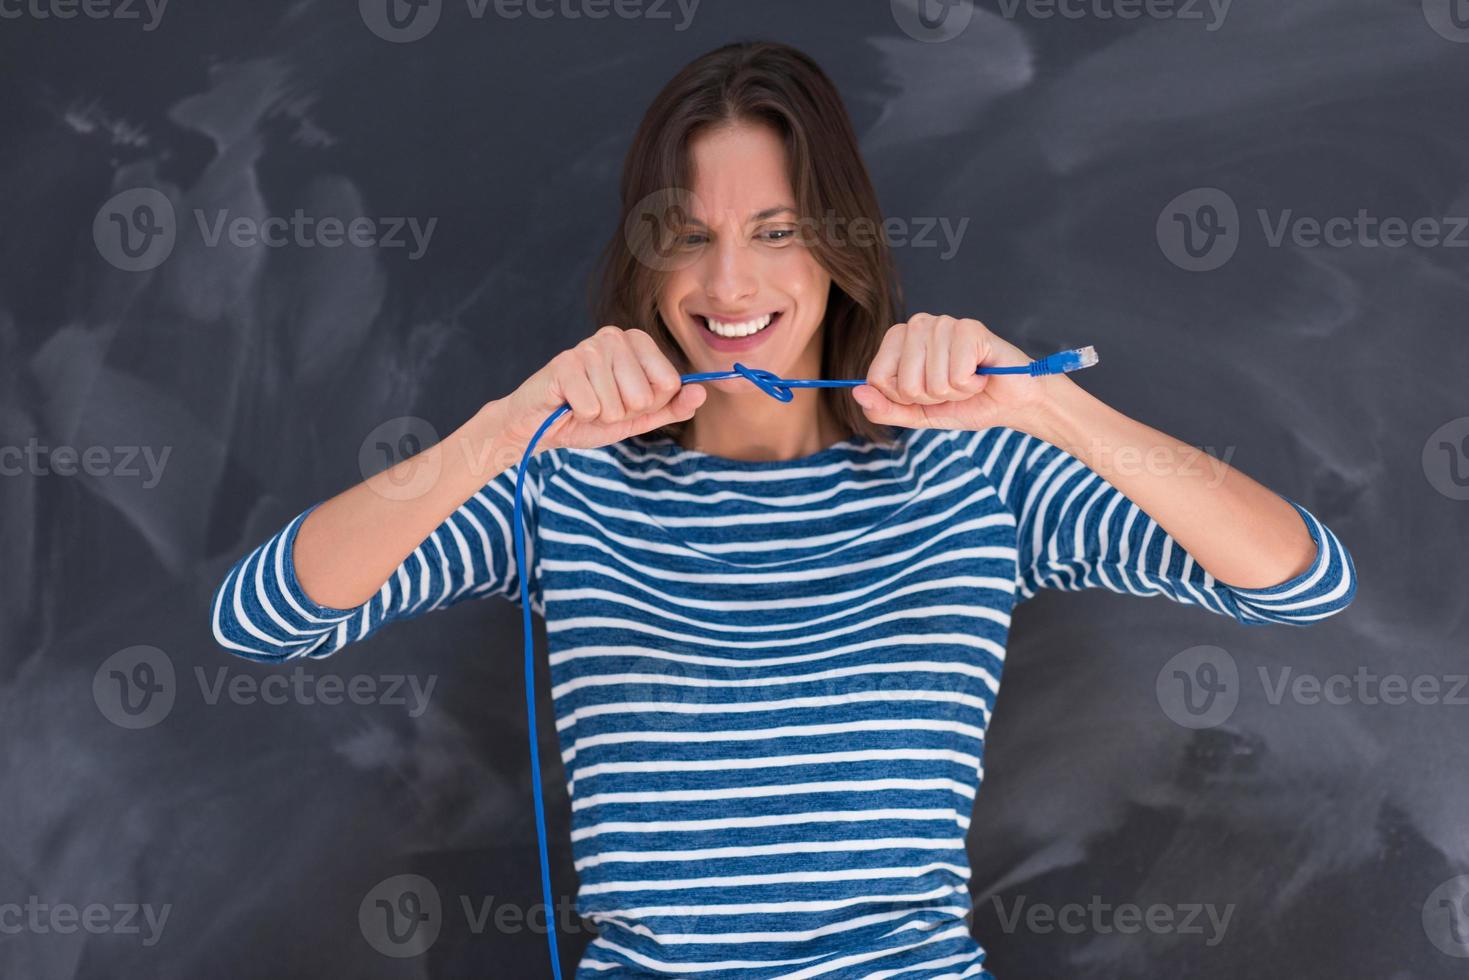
[852,313,1063,433]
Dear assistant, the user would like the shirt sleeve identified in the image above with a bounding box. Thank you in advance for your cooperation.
[209,448,556,663]
[964,427,1357,627]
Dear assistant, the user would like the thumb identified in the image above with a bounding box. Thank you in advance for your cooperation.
[636,383,706,431]
[852,385,928,427]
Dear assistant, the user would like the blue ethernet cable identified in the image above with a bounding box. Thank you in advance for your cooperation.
[509,346,1099,978]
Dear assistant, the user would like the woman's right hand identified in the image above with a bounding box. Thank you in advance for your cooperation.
[497,325,706,455]
[286,326,701,612]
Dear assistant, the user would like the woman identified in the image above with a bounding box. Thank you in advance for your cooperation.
[211,41,1356,980]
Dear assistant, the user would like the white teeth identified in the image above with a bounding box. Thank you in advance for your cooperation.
[701,313,774,338]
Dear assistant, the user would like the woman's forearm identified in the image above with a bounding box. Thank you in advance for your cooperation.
[1017,378,1318,589]
[293,398,524,610]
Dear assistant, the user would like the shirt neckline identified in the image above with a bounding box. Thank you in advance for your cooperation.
[628,425,905,471]
[617,426,922,568]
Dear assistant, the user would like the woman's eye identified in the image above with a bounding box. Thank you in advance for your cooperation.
[676,232,708,247]
[761,228,795,243]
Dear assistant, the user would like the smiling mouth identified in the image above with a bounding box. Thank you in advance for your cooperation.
[696,311,782,339]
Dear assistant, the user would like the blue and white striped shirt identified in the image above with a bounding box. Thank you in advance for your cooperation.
[211,423,1356,978]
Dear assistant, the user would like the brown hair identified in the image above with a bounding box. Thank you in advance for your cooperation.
[589,40,905,450]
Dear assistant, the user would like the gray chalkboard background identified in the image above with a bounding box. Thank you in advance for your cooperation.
[2,0,1467,977]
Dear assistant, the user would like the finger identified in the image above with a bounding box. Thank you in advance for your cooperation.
[927,316,956,401]
[972,322,1000,369]
[954,321,988,395]
[627,328,684,407]
[897,319,939,405]
[557,350,603,423]
[870,386,976,429]
[866,323,904,402]
[608,332,655,422]
[583,337,626,421]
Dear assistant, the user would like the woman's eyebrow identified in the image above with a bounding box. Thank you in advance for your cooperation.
[685,205,797,227]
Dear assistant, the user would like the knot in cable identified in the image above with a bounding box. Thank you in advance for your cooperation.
[732,362,795,402]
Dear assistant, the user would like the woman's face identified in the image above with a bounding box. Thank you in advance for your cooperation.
[655,119,832,386]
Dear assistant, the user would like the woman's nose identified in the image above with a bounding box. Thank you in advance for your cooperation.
[703,237,758,306]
